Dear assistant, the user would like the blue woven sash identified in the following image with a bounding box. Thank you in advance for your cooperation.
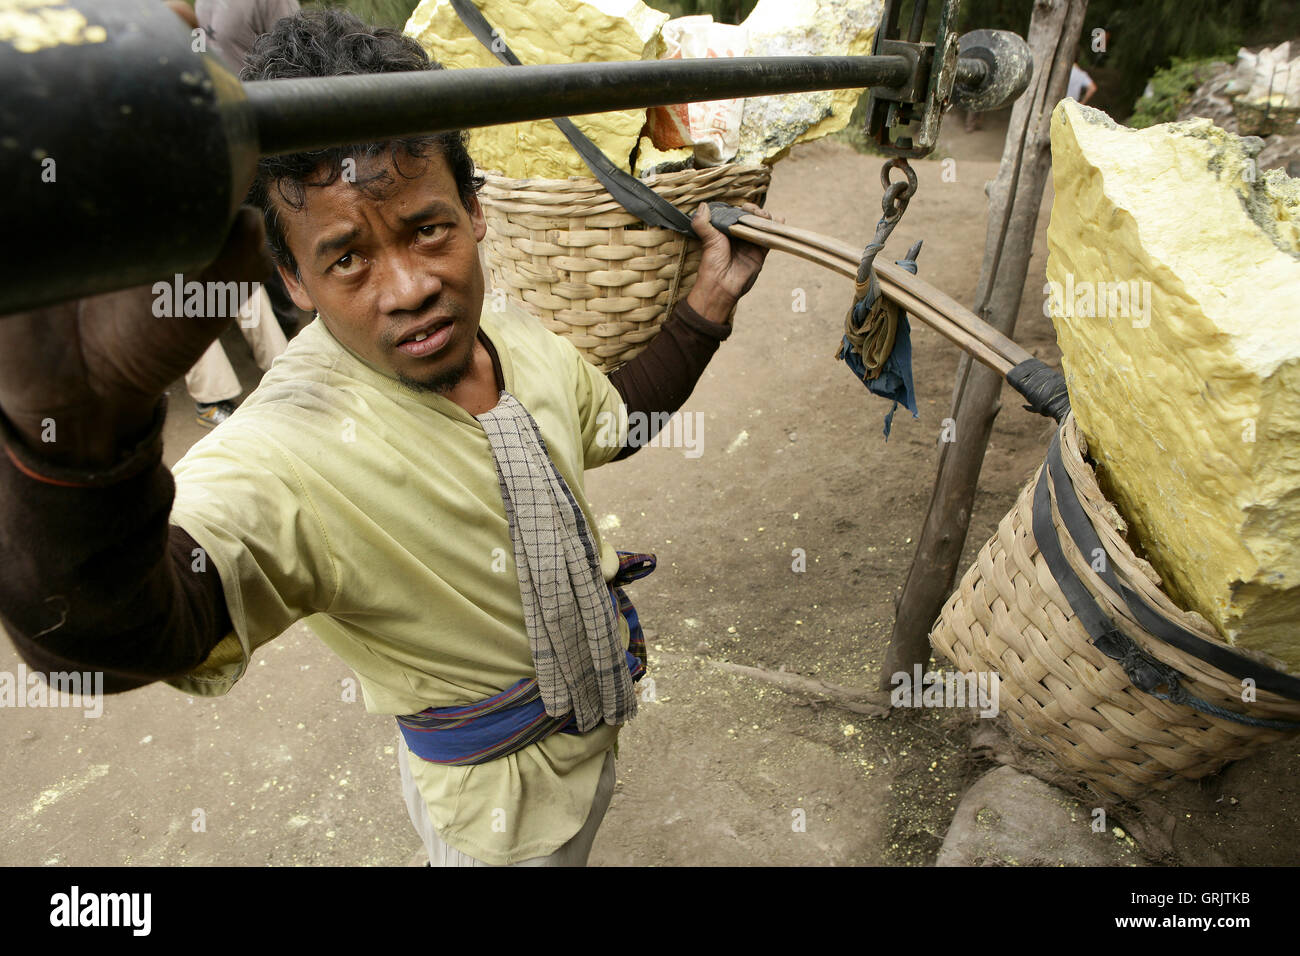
[397,552,654,765]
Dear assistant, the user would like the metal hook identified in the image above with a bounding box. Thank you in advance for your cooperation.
[880,158,918,222]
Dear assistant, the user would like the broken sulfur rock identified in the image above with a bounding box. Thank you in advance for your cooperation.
[1046,99,1300,672]
[734,0,883,165]
[406,0,668,179]
[407,0,883,177]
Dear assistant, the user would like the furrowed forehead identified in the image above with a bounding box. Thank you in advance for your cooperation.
[270,150,461,265]
[269,145,452,211]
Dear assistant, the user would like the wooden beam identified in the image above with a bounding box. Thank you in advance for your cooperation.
[880,0,1089,690]
[724,218,1032,374]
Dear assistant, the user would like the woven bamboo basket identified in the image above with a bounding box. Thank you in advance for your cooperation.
[930,413,1300,800]
[477,163,771,372]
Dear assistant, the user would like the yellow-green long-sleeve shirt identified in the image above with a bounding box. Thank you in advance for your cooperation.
[167,300,627,863]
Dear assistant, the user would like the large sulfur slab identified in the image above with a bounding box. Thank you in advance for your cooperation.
[1046,99,1300,671]
[406,0,668,179]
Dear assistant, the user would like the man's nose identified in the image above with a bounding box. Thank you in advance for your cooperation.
[379,250,442,314]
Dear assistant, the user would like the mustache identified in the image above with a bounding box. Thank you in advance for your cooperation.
[380,302,463,349]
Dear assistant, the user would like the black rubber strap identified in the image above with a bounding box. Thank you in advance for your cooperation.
[1045,433,1300,701]
[1030,430,1300,729]
[449,0,695,234]
[706,201,747,236]
[1031,458,1169,689]
[1006,358,1071,423]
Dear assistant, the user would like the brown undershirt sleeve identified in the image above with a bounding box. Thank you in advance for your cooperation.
[0,399,233,693]
[607,299,732,460]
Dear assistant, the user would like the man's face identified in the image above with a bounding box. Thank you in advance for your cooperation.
[276,148,488,393]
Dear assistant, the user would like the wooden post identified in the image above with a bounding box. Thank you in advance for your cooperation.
[879,0,1089,690]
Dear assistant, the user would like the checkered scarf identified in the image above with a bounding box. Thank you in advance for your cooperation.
[475,391,636,732]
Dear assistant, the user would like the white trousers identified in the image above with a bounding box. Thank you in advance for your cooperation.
[185,286,289,404]
[397,732,616,867]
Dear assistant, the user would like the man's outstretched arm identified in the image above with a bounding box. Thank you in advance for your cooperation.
[608,201,773,457]
[0,400,232,691]
[0,211,269,691]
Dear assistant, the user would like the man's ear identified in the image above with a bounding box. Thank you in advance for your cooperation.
[467,193,487,243]
[278,263,316,313]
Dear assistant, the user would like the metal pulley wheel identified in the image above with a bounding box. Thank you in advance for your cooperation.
[951,29,1035,113]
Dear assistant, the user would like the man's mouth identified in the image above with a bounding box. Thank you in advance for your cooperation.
[396,318,454,357]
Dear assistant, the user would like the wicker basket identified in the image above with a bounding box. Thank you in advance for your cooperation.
[478,163,771,372]
[930,413,1300,799]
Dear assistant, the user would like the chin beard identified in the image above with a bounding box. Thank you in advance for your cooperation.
[395,338,476,395]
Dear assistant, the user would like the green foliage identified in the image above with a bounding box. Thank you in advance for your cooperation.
[956,0,1029,34]
[1126,56,1228,129]
[1081,0,1280,112]
[958,0,1289,115]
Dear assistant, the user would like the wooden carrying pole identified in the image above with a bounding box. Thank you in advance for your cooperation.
[722,215,1033,375]
[879,0,1089,690]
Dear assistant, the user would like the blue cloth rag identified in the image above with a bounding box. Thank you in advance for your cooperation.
[837,249,921,439]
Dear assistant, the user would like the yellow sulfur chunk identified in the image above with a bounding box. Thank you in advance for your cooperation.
[405,0,668,180]
[632,135,692,178]
[0,0,108,53]
[1046,99,1300,671]
[735,0,882,165]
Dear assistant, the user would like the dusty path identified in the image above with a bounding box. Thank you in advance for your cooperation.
[4,122,1298,866]
[587,131,1063,865]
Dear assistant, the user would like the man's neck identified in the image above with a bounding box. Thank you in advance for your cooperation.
[441,332,502,416]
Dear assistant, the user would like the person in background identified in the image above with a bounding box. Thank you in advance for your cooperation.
[195,0,308,342]
[178,0,305,427]
[162,2,290,427]
[187,287,289,427]
[195,0,302,73]
[1068,61,1097,105]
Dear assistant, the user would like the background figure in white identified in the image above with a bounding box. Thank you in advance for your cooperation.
[186,285,288,427]
[1068,63,1097,105]
[180,0,301,428]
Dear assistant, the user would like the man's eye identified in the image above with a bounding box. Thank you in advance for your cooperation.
[331,253,364,276]
[418,224,451,240]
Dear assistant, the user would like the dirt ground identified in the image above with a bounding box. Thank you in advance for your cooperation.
[4,115,1298,867]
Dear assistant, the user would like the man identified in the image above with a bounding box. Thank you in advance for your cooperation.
[186,285,290,427]
[0,10,772,866]
[1067,62,1097,106]
[194,0,301,75]
[184,0,305,428]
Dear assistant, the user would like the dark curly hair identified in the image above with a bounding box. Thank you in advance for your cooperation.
[241,9,485,278]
